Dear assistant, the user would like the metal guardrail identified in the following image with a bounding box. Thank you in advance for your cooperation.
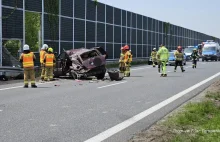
[0,66,40,78]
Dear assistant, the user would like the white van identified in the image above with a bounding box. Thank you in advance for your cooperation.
[202,40,220,61]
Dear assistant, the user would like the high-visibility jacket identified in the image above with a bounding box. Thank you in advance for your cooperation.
[40,50,46,63]
[20,52,35,68]
[124,51,132,63]
[151,51,157,59]
[44,53,55,67]
[157,46,169,61]
[174,50,184,61]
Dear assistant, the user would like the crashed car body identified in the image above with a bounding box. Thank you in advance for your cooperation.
[54,47,107,79]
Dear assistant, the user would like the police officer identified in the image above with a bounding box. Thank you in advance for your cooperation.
[123,45,132,77]
[174,46,185,72]
[157,44,169,77]
[40,44,48,80]
[19,44,37,88]
[151,48,157,67]
[191,48,199,68]
[44,47,56,81]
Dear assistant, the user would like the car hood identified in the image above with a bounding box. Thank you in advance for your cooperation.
[202,51,216,55]
[169,56,175,60]
[184,52,191,56]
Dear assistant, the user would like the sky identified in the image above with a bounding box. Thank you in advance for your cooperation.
[98,0,220,38]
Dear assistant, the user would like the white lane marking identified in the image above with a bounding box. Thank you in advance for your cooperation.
[97,81,127,89]
[131,67,150,71]
[85,72,220,142]
[0,81,56,91]
[0,110,3,112]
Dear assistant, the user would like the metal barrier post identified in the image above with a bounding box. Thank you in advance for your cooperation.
[0,0,2,67]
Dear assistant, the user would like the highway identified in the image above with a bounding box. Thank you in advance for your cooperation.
[0,61,220,142]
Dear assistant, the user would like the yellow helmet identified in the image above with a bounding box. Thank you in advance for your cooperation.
[48,47,53,53]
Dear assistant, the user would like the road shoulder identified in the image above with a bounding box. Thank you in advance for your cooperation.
[128,79,220,142]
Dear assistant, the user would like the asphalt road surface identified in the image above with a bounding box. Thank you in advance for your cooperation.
[1,61,220,142]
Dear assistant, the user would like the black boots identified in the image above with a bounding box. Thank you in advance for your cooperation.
[160,74,167,77]
[24,84,37,88]
[31,84,37,88]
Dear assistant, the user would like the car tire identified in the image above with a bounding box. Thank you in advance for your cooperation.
[96,72,106,80]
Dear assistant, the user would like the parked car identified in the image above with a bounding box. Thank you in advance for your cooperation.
[53,47,107,80]
[184,46,194,61]
[167,52,186,66]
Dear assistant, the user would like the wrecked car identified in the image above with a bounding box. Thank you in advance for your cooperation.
[54,47,107,80]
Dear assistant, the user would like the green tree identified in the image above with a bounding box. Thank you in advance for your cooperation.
[25,11,41,51]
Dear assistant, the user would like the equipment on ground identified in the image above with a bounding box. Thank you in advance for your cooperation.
[107,70,124,81]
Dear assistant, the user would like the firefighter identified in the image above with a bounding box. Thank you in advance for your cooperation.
[191,48,199,68]
[174,46,185,72]
[119,47,126,73]
[19,44,37,88]
[40,44,48,80]
[44,47,56,81]
[123,45,132,77]
[151,48,157,67]
[157,44,169,77]
[129,50,133,67]
[157,45,162,73]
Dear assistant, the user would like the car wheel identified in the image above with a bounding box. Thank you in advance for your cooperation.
[96,72,106,80]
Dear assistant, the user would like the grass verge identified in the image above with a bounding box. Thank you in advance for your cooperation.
[128,80,220,142]
[164,95,220,142]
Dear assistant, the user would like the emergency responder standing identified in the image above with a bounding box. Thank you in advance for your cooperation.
[123,45,132,77]
[191,48,199,68]
[174,46,185,72]
[119,47,126,73]
[40,44,48,80]
[151,48,157,67]
[19,44,37,88]
[129,50,133,67]
[157,45,163,73]
[157,44,169,77]
[44,47,56,81]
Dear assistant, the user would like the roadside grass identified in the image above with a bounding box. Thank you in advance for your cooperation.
[163,91,220,142]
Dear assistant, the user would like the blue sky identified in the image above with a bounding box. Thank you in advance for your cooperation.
[98,0,220,38]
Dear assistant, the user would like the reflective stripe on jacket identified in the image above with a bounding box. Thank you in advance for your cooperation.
[21,52,34,68]
[45,54,55,67]
[40,50,46,63]
[119,53,124,62]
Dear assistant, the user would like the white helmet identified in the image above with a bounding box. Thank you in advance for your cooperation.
[23,44,30,50]
[153,48,156,50]
[42,44,48,50]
